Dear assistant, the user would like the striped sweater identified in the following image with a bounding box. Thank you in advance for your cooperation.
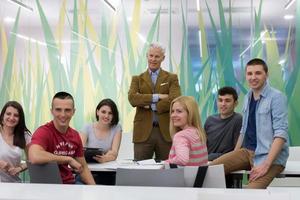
[167,127,208,166]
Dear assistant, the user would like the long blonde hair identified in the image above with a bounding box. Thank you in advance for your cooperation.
[169,96,206,143]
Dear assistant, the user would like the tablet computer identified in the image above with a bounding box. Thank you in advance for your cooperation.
[84,147,104,163]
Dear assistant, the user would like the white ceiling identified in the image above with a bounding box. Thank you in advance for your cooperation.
[0,0,297,29]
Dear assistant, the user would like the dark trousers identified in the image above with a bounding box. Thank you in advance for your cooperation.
[134,126,171,161]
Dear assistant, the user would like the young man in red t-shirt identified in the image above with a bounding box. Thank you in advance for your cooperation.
[29,92,95,184]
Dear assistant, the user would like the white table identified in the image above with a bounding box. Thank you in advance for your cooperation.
[87,160,164,185]
[0,183,290,200]
[88,160,164,172]
[268,187,300,200]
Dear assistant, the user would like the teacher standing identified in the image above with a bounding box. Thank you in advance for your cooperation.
[128,42,181,161]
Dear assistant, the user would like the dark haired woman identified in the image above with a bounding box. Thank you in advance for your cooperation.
[0,101,31,182]
[80,98,122,163]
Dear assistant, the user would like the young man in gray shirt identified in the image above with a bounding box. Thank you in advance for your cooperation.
[204,86,242,161]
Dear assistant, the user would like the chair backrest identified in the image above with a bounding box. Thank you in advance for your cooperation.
[184,164,226,188]
[117,132,134,160]
[116,168,185,187]
[288,146,300,161]
[27,161,62,184]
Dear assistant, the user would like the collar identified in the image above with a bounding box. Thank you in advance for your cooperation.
[259,81,271,98]
[249,81,270,99]
[148,68,160,75]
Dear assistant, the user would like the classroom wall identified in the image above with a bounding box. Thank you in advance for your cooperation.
[0,0,299,145]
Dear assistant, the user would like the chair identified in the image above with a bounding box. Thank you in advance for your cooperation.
[27,161,62,184]
[184,164,226,188]
[117,132,134,160]
[269,146,300,187]
[288,146,300,161]
[115,168,185,187]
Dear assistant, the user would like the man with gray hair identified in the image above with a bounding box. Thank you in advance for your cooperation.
[128,43,181,161]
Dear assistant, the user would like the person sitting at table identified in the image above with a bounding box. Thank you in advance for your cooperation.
[211,58,289,189]
[0,101,31,182]
[204,86,242,161]
[29,92,95,184]
[80,98,122,163]
[165,96,208,166]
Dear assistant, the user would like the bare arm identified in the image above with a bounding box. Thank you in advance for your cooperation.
[0,160,12,171]
[75,157,95,185]
[249,137,285,181]
[8,144,30,176]
[28,144,82,173]
[94,130,122,163]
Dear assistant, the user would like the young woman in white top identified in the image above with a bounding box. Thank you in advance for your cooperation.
[0,101,31,182]
[80,98,122,163]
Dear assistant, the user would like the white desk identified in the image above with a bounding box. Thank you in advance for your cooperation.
[0,183,290,200]
[88,160,164,172]
[268,187,300,200]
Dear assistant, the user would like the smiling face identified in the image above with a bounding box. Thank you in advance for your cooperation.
[246,64,268,93]
[170,101,189,130]
[2,106,20,129]
[217,94,237,119]
[96,105,113,125]
[147,47,165,72]
[51,98,75,133]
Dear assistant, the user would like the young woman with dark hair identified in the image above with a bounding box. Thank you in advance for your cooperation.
[80,98,122,163]
[0,101,31,182]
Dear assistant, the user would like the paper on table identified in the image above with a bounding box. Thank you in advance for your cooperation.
[118,165,164,169]
[136,159,157,165]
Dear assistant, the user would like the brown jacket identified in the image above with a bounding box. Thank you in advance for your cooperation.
[128,69,181,143]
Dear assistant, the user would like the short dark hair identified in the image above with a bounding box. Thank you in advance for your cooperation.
[95,98,119,126]
[218,86,238,101]
[0,101,31,149]
[246,58,268,73]
[52,91,74,108]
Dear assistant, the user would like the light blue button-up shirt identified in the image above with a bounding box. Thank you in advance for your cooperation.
[149,68,160,111]
[240,83,289,166]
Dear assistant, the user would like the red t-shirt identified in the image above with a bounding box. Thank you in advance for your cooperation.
[31,121,83,184]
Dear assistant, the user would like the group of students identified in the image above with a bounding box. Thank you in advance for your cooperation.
[0,43,289,190]
[0,91,204,184]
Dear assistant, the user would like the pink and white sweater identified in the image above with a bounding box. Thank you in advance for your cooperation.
[167,127,208,166]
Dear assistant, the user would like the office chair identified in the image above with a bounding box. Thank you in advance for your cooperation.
[27,161,62,184]
[184,164,226,188]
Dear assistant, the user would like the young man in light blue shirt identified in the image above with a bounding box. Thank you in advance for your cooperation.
[211,58,289,189]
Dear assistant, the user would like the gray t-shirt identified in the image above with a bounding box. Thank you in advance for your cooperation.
[81,123,122,152]
[204,112,242,161]
[0,132,31,182]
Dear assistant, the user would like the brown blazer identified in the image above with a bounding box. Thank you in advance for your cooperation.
[128,69,181,143]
